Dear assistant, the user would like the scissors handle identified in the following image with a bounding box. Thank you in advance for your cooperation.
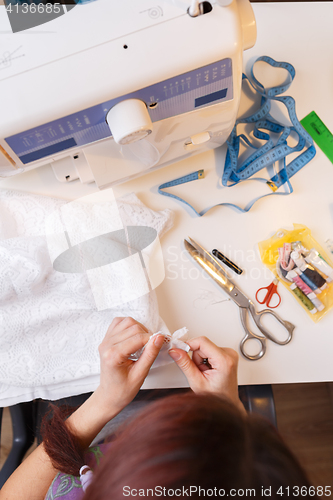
[255,280,281,309]
[239,306,266,360]
[239,302,295,361]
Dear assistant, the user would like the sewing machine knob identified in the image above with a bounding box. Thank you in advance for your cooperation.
[191,131,211,145]
[106,99,153,145]
[184,132,211,151]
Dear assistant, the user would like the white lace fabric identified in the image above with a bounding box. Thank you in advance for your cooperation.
[0,189,174,406]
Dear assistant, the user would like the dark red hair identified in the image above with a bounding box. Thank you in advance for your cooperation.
[42,404,85,476]
[43,393,315,498]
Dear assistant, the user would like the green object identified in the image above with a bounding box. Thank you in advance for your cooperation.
[301,111,333,163]
[290,284,316,312]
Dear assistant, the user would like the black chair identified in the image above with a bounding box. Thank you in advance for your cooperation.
[0,385,276,489]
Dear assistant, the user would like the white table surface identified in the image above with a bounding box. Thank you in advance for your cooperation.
[1,2,333,388]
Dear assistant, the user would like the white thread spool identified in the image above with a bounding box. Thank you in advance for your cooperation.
[106,99,153,145]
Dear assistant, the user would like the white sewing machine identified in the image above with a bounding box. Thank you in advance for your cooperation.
[0,0,256,188]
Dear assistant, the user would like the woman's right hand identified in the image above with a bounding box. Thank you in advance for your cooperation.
[168,336,245,412]
[96,317,164,415]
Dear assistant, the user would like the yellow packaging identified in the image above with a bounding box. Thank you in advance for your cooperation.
[258,224,333,322]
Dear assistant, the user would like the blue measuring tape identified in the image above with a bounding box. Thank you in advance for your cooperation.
[158,56,316,216]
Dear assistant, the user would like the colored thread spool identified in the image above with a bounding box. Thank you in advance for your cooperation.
[291,249,327,290]
[290,250,307,270]
[299,269,325,293]
[307,293,325,312]
[290,284,317,314]
[292,275,313,295]
[279,243,294,271]
[306,249,333,280]
[286,270,313,295]
[289,270,324,310]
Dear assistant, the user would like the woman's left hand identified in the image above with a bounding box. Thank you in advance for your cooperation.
[95,317,164,417]
[0,317,164,500]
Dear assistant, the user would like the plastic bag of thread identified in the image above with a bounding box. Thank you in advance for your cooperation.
[258,224,333,322]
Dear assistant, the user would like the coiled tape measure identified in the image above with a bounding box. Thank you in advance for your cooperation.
[158,56,316,216]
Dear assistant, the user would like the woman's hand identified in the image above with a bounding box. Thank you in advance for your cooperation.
[0,317,164,500]
[168,336,244,412]
[95,317,164,416]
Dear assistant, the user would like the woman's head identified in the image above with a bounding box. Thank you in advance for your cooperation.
[87,393,311,499]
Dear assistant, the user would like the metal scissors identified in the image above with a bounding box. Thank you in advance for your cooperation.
[184,237,295,361]
[256,278,281,309]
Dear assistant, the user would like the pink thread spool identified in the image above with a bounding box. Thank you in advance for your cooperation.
[286,270,313,296]
[292,275,313,295]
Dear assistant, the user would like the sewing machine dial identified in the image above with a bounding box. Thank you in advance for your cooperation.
[5,58,233,165]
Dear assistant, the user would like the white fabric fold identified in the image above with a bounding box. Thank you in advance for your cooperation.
[0,189,174,406]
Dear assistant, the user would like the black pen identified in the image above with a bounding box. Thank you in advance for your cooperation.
[212,248,243,275]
